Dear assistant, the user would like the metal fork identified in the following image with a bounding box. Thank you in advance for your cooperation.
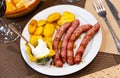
[93,0,120,53]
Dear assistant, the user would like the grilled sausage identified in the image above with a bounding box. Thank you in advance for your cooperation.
[67,24,93,65]
[74,23,100,64]
[53,22,71,67]
[60,19,80,63]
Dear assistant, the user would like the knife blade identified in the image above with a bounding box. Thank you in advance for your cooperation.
[106,0,119,20]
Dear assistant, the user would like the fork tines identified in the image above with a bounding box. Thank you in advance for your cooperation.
[93,0,105,12]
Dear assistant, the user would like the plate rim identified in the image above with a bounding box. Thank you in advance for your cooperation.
[20,4,102,76]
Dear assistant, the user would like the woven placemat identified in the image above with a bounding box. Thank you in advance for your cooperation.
[81,64,120,78]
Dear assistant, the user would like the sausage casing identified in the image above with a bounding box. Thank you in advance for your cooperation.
[74,23,100,64]
[67,24,93,65]
[53,22,71,67]
[60,19,80,63]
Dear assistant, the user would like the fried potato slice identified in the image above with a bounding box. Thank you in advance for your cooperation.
[57,11,75,25]
[29,35,42,47]
[43,23,55,37]
[47,12,61,22]
[34,26,43,35]
[37,20,47,26]
[28,19,37,34]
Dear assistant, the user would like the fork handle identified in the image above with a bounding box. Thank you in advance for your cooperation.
[103,17,120,52]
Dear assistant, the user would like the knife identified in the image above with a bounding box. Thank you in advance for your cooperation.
[106,0,120,26]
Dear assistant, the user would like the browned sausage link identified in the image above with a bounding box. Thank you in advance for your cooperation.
[53,22,71,67]
[67,24,92,65]
[60,19,80,63]
[74,23,100,64]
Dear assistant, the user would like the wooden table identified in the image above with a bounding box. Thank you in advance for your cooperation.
[0,0,120,78]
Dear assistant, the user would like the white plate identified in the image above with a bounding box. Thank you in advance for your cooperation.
[20,5,102,76]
